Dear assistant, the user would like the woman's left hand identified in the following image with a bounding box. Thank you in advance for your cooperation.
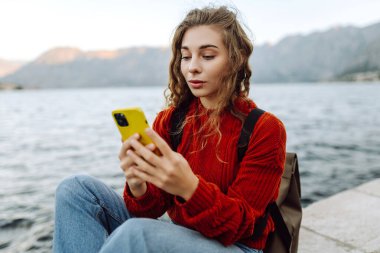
[127,128,199,201]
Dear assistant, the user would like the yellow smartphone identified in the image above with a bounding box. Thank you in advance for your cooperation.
[112,107,153,145]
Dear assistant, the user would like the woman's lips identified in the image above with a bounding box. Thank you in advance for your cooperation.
[189,80,205,89]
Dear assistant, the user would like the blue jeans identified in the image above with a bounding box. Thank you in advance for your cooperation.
[53,174,262,253]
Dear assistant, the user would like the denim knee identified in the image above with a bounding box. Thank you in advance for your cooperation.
[121,218,150,231]
[98,218,152,252]
[55,174,94,200]
[115,218,153,239]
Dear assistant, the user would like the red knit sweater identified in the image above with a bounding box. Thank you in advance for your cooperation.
[123,98,287,249]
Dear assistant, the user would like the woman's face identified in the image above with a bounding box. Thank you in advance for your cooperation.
[180,25,229,109]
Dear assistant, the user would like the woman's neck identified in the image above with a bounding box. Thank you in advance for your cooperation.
[200,97,218,110]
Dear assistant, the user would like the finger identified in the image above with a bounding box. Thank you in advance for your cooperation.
[129,139,161,166]
[145,128,173,157]
[124,166,137,179]
[146,143,156,151]
[133,166,161,188]
[146,142,162,156]
[118,133,139,160]
[122,137,152,159]
[126,166,144,181]
[127,149,158,177]
[120,157,136,172]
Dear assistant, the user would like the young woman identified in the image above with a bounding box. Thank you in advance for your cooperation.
[53,6,286,253]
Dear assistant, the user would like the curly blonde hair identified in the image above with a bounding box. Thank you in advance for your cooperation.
[165,6,254,155]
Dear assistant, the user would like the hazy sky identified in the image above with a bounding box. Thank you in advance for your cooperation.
[1,0,380,61]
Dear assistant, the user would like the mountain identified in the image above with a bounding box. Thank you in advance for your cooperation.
[1,21,380,88]
[1,47,170,88]
[252,22,380,83]
[0,59,25,77]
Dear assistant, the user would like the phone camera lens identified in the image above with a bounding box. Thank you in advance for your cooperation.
[115,113,129,127]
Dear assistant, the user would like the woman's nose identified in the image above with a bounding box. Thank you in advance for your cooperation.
[188,58,201,73]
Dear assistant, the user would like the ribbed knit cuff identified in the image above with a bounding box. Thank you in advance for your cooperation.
[123,182,157,208]
[175,176,216,216]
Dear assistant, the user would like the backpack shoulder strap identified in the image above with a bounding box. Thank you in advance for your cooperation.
[237,108,273,240]
[237,108,265,162]
[244,110,294,250]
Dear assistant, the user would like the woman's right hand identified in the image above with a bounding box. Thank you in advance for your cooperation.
[119,133,155,197]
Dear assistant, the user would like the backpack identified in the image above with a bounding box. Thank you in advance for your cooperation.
[169,106,302,253]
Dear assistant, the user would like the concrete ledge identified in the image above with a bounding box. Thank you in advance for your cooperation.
[299,178,380,253]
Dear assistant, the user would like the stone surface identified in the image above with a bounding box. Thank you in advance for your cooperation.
[355,178,380,198]
[299,178,380,253]
[299,227,364,253]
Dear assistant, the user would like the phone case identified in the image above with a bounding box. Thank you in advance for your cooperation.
[112,107,152,145]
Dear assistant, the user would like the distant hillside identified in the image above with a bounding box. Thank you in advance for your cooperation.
[0,59,25,77]
[1,21,380,88]
[252,22,380,83]
[1,47,170,88]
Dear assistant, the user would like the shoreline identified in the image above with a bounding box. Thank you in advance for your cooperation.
[1,80,380,91]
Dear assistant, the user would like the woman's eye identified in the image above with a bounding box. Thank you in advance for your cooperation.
[181,56,191,60]
[203,55,215,60]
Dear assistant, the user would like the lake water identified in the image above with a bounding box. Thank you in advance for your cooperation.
[1,83,379,252]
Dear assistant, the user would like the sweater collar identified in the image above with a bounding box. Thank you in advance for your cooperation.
[191,97,258,115]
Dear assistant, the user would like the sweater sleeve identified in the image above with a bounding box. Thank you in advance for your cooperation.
[122,108,175,218]
[172,112,286,246]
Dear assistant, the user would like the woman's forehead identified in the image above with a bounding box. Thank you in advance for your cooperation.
[181,25,224,49]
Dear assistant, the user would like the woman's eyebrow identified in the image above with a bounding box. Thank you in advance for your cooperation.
[181,44,219,50]
[199,44,218,49]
